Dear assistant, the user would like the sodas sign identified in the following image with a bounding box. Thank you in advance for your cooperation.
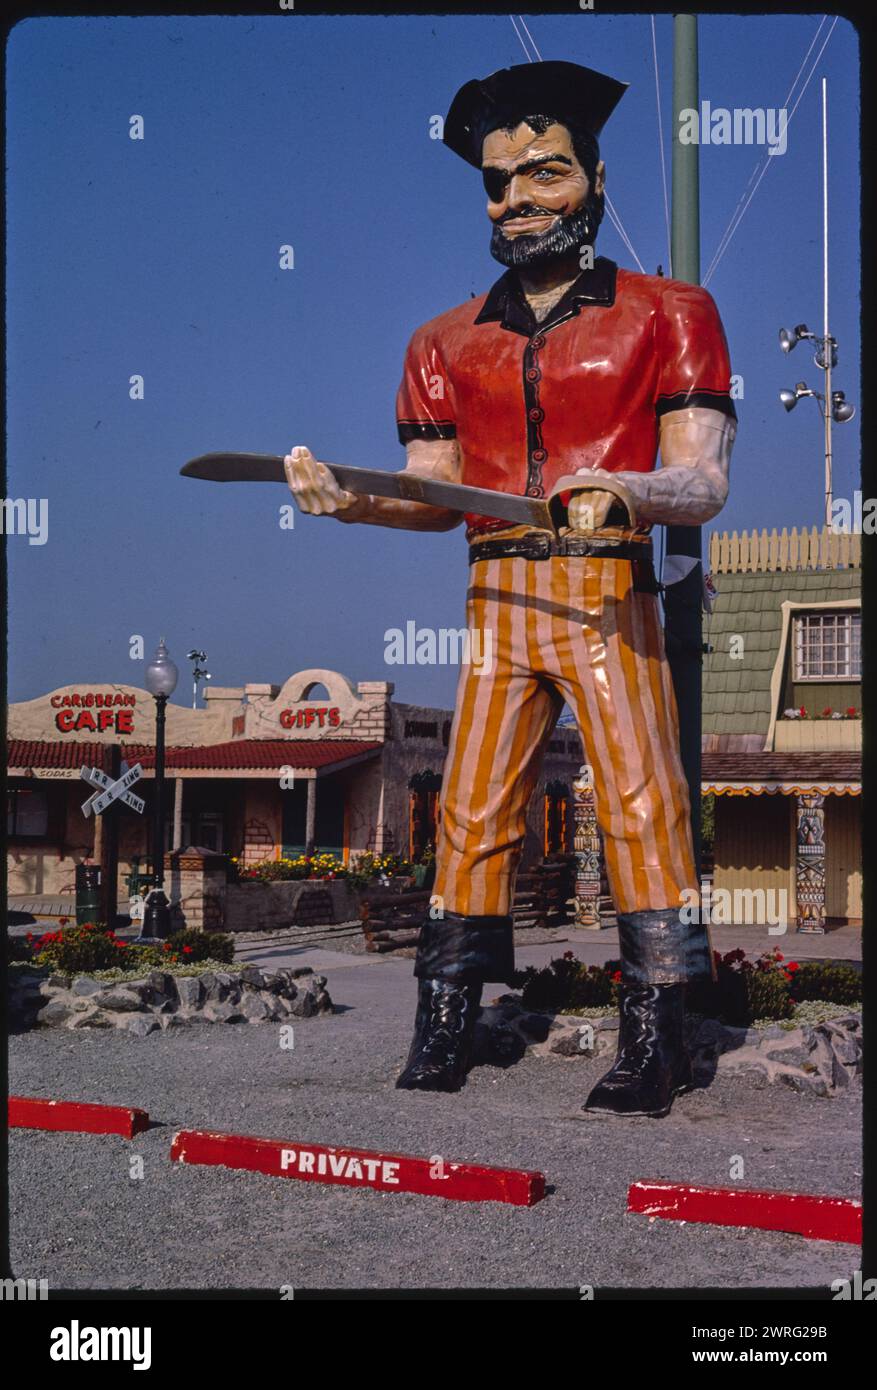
[52,692,137,735]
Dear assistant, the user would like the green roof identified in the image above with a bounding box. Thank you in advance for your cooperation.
[701,568,860,737]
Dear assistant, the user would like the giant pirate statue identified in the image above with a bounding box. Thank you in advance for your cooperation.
[285,61,737,1117]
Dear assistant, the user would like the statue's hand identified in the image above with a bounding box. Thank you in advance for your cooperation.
[284,445,362,518]
[567,488,618,533]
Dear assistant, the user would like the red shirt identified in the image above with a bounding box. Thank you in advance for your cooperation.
[396,258,736,537]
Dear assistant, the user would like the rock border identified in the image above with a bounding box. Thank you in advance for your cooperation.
[9,965,333,1036]
[476,998,862,1097]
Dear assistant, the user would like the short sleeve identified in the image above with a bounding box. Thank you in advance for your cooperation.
[396,324,457,444]
[654,282,737,421]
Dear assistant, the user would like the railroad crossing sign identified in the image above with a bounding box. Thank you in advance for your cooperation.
[80,762,145,818]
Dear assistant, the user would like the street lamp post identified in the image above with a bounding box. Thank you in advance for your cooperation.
[138,638,179,942]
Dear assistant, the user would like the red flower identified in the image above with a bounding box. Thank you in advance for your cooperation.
[775,951,784,961]
[58,916,70,925]
[612,970,622,983]
[821,707,833,717]
[846,706,857,717]
[799,706,807,717]
[787,961,799,972]
[182,945,193,955]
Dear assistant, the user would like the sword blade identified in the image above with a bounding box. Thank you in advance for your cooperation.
[181,453,554,531]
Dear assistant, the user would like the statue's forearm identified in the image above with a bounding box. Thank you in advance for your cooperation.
[335,438,463,531]
[335,494,462,531]
[606,462,728,527]
[593,408,736,527]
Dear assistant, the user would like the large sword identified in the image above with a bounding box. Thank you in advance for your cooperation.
[180,453,635,536]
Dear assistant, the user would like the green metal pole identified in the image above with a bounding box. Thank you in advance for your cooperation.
[665,13,702,876]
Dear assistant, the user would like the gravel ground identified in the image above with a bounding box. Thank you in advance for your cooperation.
[9,955,861,1293]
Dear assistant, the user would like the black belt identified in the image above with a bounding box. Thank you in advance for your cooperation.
[468,533,660,593]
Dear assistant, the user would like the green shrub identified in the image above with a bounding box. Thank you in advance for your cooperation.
[166,929,234,964]
[688,947,796,1025]
[512,952,617,1013]
[509,947,860,1028]
[789,961,861,1007]
[7,935,35,964]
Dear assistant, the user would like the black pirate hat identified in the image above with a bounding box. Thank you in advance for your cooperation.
[444,60,628,168]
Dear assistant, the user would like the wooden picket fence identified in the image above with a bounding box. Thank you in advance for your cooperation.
[708,526,861,575]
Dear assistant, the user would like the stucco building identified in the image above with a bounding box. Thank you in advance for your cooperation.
[6,666,584,903]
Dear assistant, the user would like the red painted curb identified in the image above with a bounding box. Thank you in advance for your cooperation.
[171,1129,545,1206]
[628,1180,862,1245]
[9,1096,150,1139]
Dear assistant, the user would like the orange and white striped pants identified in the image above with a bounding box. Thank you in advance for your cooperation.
[432,550,698,918]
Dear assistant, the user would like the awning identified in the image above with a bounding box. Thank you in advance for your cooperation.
[702,750,860,798]
[703,781,860,797]
[7,739,382,780]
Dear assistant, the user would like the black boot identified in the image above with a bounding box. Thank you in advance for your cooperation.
[395,978,482,1092]
[582,906,711,1119]
[583,982,692,1118]
[395,911,514,1093]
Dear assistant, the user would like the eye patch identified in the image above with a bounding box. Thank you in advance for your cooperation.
[482,168,510,202]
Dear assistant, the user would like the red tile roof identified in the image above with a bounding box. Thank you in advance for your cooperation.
[7,739,381,773]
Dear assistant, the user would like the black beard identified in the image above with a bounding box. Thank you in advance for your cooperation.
[489,196,604,269]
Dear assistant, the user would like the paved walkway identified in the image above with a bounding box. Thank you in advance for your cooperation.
[237,921,862,977]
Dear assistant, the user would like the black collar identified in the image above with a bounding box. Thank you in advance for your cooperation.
[474,256,617,336]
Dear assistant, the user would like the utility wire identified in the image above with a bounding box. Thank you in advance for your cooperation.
[650,15,673,277]
[516,14,543,61]
[704,17,828,284]
[703,16,837,288]
[507,15,647,273]
[509,15,537,62]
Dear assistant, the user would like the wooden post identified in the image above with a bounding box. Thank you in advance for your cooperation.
[795,792,826,933]
[172,777,184,850]
[98,744,121,927]
[305,777,316,856]
[572,767,602,928]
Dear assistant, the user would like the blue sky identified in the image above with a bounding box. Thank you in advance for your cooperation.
[6,12,860,707]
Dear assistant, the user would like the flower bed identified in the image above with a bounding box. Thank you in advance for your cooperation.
[231,851,416,889]
[782,705,859,720]
[512,947,861,1027]
[9,921,234,974]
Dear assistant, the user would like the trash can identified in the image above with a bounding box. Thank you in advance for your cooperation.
[75,863,101,926]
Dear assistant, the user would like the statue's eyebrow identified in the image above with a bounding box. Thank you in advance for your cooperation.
[481,152,574,185]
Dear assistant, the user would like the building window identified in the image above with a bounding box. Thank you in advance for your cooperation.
[7,785,50,838]
[163,811,224,853]
[794,611,861,680]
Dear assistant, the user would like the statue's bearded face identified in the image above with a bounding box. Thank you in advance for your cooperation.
[481,121,605,269]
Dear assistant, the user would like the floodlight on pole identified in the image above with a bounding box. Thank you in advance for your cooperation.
[776,82,855,526]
